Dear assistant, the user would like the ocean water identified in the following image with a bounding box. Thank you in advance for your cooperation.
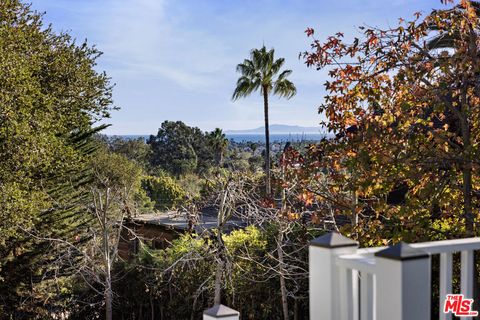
[112,133,328,143]
[226,133,326,142]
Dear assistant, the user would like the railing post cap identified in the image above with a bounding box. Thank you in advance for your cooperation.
[375,241,429,261]
[204,304,239,317]
[310,231,358,249]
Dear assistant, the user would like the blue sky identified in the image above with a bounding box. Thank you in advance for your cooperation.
[32,0,444,134]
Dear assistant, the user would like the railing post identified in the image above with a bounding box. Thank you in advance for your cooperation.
[309,232,358,320]
[375,242,430,320]
[460,250,475,320]
[203,304,239,320]
[439,252,453,320]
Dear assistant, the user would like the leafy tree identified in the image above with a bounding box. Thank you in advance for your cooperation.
[87,148,151,320]
[142,173,186,210]
[300,0,480,241]
[0,0,114,316]
[426,1,480,50]
[177,173,207,201]
[224,149,251,172]
[232,46,297,195]
[147,121,214,176]
[68,170,316,320]
[104,136,152,169]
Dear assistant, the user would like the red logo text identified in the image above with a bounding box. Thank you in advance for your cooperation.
[443,294,478,317]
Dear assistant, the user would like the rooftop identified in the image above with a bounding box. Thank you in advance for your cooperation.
[130,208,246,233]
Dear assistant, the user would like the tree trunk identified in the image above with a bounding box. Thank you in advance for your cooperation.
[103,198,113,320]
[214,226,225,306]
[150,294,155,320]
[105,277,112,320]
[263,87,271,196]
[461,126,473,235]
[214,259,224,305]
[277,231,289,320]
[459,84,474,236]
[351,189,358,228]
[294,298,299,320]
[463,164,474,236]
[215,148,223,167]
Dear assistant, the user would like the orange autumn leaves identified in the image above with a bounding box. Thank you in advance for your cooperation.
[294,0,480,243]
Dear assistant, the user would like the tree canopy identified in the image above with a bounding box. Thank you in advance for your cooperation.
[147,121,215,175]
[0,0,114,315]
[299,0,480,242]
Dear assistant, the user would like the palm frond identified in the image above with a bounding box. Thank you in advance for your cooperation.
[270,57,285,75]
[236,60,256,77]
[232,77,257,100]
[273,78,296,99]
[233,45,295,101]
[277,69,292,81]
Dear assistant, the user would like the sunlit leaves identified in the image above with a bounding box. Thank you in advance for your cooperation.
[298,0,480,243]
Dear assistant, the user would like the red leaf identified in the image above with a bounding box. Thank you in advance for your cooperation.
[305,28,315,37]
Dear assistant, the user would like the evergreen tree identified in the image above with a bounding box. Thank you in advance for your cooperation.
[0,1,114,316]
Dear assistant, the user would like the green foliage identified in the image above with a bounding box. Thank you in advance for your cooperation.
[104,136,152,169]
[142,173,186,210]
[176,173,205,201]
[208,128,228,166]
[0,0,114,316]
[223,225,267,251]
[224,150,252,172]
[147,121,215,175]
[92,149,142,190]
[103,234,202,319]
[91,147,154,216]
[84,224,313,320]
[232,46,296,100]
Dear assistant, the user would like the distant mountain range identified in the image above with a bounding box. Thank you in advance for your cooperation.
[226,124,323,134]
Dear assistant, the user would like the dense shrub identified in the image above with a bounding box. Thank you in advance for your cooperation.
[142,174,186,210]
[94,225,313,320]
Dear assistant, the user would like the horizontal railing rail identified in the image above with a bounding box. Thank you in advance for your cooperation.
[309,233,480,320]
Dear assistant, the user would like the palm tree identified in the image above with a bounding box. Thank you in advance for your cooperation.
[209,128,228,166]
[232,46,296,195]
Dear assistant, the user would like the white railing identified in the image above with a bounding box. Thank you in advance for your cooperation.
[309,232,480,320]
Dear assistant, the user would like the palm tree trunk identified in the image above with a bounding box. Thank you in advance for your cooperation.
[263,87,271,196]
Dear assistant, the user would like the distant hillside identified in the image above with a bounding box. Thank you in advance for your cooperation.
[226,124,322,134]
